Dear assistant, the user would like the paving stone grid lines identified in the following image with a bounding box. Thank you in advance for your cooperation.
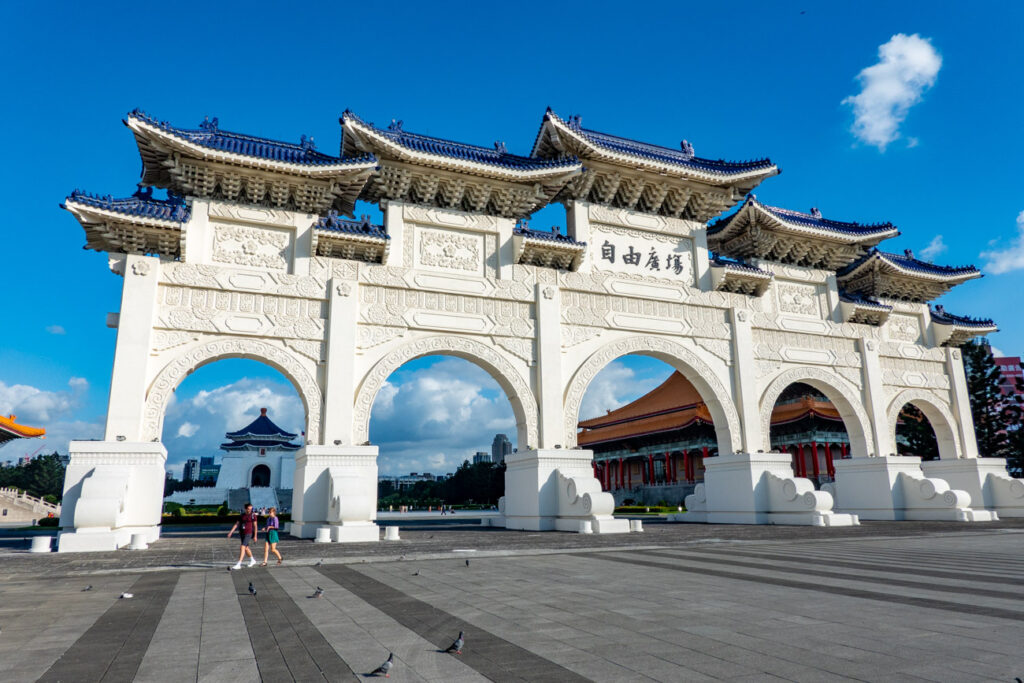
[0,521,1021,682]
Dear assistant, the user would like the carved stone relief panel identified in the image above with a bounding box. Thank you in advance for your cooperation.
[587,204,698,237]
[886,312,923,344]
[210,222,292,272]
[560,291,731,339]
[879,356,950,391]
[752,328,862,368]
[775,281,821,317]
[157,285,326,340]
[359,285,533,338]
[414,226,484,276]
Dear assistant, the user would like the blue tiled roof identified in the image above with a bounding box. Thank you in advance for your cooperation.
[552,111,775,176]
[315,211,388,240]
[342,111,579,172]
[838,249,981,278]
[225,411,297,440]
[709,195,897,237]
[931,306,995,328]
[838,291,892,310]
[65,187,190,222]
[710,254,771,276]
[128,109,375,167]
[220,439,302,451]
[513,222,585,246]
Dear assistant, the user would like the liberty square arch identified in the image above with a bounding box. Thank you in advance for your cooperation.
[56,109,1014,551]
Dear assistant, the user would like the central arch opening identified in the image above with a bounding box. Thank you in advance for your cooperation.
[251,464,271,487]
[367,355,518,511]
[767,382,850,485]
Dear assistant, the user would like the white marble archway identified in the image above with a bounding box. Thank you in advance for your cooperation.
[887,389,961,460]
[759,367,873,458]
[563,335,742,455]
[351,335,539,449]
[142,337,322,444]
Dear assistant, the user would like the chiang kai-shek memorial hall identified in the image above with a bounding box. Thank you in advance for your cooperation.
[56,108,1023,551]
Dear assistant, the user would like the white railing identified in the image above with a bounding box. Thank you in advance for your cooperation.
[0,487,61,514]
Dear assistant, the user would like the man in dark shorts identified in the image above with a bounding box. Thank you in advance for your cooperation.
[227,503,259,570]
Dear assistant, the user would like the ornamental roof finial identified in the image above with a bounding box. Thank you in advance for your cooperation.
[133,185,154,200]
[567,114,582,129]
[199,116,219,132]
[810,207,822,219]
[679,139,694,160]
[494,141,507,154]
[387,119,403,132]
[904,248,914,259]
[517,218,529,231]
[299,134,315,150]
[260,407,267,416]
[935,304,946,315]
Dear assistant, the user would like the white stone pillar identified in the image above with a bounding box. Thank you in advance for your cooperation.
[534,283,562,449]
[290,445,379,542]
[383,201,407,268]
[104,253,160,442]
[945,347,979,458]
[858,338,891,457]
[729,309,761,453]
[566,201,592,274]
[692,227,712,292]
[322,278,358,446]
[293,213,316,276]
[496,216,516,280]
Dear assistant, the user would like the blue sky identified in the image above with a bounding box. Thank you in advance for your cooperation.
[1,2,1022,471]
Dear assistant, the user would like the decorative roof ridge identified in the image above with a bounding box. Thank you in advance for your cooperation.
[579,402,708,430]
[838,290,892,310]
[709,195,899,236]
[709,253,772,276]
[513,220,585,246]
[314,211,389,240]
[930,305,996,328]
[341,110,580,172]
[537,109,778,176]
[127,109,376,167]
[224,409,298,440]
[64,186,191,223]
[838,248,981,277]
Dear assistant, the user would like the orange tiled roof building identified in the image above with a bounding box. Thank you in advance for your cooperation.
[577,372,851,492]
[0,415,46,447]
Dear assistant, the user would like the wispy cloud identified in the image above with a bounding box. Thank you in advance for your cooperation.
[843,33,942,151]
[981,211,1024,274]
[176,421,199,438]
[0,377,88,423]
[46,325,66,335]
[919,235,947,260]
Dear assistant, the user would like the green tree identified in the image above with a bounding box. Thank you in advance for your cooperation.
[896,405,939,460]
[0,453,66,500]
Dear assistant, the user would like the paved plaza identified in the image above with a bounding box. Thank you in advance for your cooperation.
[1,519,1022,682]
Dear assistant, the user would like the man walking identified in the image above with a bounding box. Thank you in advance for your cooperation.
[228,503,259,570]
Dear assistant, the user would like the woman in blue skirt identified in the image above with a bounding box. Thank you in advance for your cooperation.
[261,507,283,566]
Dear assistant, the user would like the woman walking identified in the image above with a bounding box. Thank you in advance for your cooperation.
[261,507,283,566]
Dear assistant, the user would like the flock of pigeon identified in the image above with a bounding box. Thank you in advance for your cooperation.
[239,580,467,678]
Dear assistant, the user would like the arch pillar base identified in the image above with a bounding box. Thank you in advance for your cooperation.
[290,446,379,542]
[921,458,1024,518]
[57,441,166,553]
[669,453,857,526]
[826,456,998,522]
[502,449,629,534]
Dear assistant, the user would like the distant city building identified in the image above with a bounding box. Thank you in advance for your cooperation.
[378,472,442,490]
[994,356,1023,398]
[198,455,221,482]
[473,451,492,465]
[491,434,512,464]
[182,458,200,482]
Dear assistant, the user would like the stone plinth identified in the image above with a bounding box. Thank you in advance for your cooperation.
[921,458,1024,517]
[290,445,379,542]
[502,449,628,533]
[827,456,997,522]
[57,441,167,552]
[670,452,858,526]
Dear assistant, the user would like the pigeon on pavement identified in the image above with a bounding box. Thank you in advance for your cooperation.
[444,631,464,655]
[369,652,394,677]
[465,559,470,567]
[82,585,92,592]
[248,582,257,598]
[312,587,324,599]
[119,593,133,599]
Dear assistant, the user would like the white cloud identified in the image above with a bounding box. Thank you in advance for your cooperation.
[919,234,947,260]
[990,346,1006,358]
[0,377,88,423]
[981,211,1024,275]
[176,421,200,438]
[46,325,66,335]
[842,33,942,151]
[579,360,669,422]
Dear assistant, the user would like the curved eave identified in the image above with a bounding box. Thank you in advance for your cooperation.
[127,116,378,179]
[224,430,297,440]
[709,202,899,245]
[539,114,778,186]
[343,117,582,183]
[0,415,46,441]
[839,255,982,284]
[64,198,186,232]
[312,228,389,245]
